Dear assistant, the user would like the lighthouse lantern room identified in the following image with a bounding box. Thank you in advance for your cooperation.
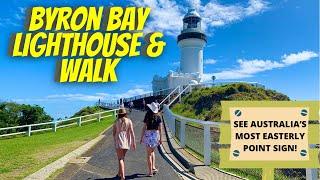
[152,9,207,92]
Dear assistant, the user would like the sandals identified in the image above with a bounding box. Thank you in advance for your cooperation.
[153,168,159,174]
[116,174,125,180]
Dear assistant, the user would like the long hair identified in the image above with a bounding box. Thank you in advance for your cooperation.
[117,113,127,130]
[145,109,158,125]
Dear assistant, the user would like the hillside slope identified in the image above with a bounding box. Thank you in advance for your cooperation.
[171,83,290,121]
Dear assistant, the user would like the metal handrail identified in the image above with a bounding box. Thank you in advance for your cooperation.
[162,104,217,165]
[167,85,191,107]
[124,87,175,103]
[160,86,180,105]
[164,104,220,127]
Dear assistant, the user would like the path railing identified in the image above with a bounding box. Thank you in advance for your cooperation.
[124,87,175,103]
[159,86,180,105]
[0,109,118,138]
[160,84,319,179]
[160,84,221,165]
[162,104,220,165]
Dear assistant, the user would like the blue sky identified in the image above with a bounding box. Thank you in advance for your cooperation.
[0,0,318,119]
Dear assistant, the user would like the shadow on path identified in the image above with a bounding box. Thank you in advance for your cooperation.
[96,173,148,180]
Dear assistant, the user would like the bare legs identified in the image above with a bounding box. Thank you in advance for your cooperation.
[116,149,127,180]
[146,147,157,176]
[152,151,156,170]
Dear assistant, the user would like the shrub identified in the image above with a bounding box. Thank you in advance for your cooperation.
[172,83,290,121]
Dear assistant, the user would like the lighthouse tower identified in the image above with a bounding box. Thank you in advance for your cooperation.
[152,8,207,92]
[178,8,207,76]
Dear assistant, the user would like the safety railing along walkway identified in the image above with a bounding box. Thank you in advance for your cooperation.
[159,83,319,180]
[0,109,118,138]
[160,84,220,165]
[124,87,176,103]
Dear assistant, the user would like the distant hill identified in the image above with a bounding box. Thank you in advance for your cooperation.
[72,106,105,118]
[171,83,290,121]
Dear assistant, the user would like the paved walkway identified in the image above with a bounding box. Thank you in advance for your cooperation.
[55,110,180,180]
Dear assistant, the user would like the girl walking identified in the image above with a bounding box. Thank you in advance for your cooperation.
[140,102,162,177]
[113,108,136,180]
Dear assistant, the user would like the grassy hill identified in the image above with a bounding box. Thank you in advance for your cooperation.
[0,106,114,179]
[172,83,290,121]
[71,105,105,117]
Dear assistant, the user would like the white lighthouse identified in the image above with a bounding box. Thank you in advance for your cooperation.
[152,9,207,92]
[178,8,206,76]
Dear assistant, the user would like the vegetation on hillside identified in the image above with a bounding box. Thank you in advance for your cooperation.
[0,102,52,128]
[71,105,105,117]
[172,83,290,121]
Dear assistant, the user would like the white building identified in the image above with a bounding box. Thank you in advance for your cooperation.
[152,9,207,92]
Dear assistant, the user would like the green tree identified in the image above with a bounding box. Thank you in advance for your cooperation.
[0,102,52,129]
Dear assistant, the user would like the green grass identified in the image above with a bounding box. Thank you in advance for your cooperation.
[172,83,289,121]
[0,116,115,180]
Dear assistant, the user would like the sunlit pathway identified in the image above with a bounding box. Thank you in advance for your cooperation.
[55,110,180,180]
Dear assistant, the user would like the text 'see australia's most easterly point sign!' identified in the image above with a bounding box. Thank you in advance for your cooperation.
[219,101,320,169]
[230,107,308,161]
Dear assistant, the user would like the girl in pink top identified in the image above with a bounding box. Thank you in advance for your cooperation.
[113,108,136,180]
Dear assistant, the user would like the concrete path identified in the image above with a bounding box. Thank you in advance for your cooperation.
[55,110,180,180]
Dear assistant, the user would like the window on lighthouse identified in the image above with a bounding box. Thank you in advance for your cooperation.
[183,17,201,30]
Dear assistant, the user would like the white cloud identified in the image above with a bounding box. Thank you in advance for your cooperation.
[14,88,151,103]
[171,61,180,66]
[132,0,184,36]
[282,51,318,65]
[0,7,25,27]
[206,44,215,48]
[202,50,318,82]
[204,58,217,65]
[186,0,201,9]
[0,18,22,27]
[18,7,26,14]
[130,0,269,36]
[245,0,269,15]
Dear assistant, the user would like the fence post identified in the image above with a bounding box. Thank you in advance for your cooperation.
[203,125,211,165]
[170,115,176,136]
[114,109,117,118]
[27,125,31,137]
[178,86,182,103]
[53,122,57,132]
[78,117,82,127]
[98,113,101,122]
[306,168,318,180]
[180,119,186,147]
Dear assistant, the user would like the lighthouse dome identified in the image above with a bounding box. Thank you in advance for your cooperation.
[178,8,206,42]
[184,8,200,19]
